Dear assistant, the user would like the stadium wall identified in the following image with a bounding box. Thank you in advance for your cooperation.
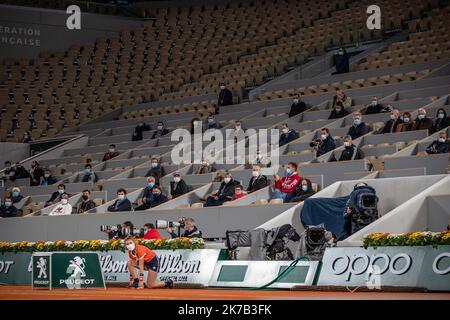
[0,4,142,61]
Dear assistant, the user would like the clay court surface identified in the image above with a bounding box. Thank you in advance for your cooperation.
[0,286,449,300]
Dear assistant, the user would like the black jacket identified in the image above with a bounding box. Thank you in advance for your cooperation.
[434,117,450,132]
[40,176,57,186]
[365,103,383,115]
[11,166,30,181]
[151,128,170,139]
[30,167,44,186]
[46,191,64,205]
[279,129,299,146]
[381,119,403,134]
[102,152,119,161]
[218,89,233,106]
[317,136,336,157]
[132,123,151,141]
[328,108,350,119]
[0,204,18,218]
[170,226,203,239]
[150,193,168,208]
[339,145,365,161]
[347,122,371,140]
[107,198,132,212]
[81,172,98,183]
[170,179,190,198]
[246,175,269,193]
[11,194,23,203]
[77,200,96,213]
[426,140,449,154]
[216,179,239,202]
[145,165,166,184]
[288,101,307,118]
[290,179,315,202]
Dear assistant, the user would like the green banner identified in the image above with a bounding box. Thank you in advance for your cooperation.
[32,254,51,289]
[0,252,32,285]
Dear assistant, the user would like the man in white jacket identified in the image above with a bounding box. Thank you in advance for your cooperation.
[49,193,72,216]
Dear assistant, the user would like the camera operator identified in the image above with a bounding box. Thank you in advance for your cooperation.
[165,217,202,239]
[104,221,134,240]
[311,128,336,157]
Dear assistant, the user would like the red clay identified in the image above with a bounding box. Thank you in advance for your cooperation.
[0,286,449,300]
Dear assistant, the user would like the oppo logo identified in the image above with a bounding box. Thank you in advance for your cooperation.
[331,253,412,281]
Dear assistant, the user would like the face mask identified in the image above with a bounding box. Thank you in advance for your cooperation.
[256,153,262,159]
[223,178,231,183]
[439,138,446,143]
[335,108,342,112]
[118,195,125,201]
[208,119,215,124]
[12,191,19,197]
[44,174,50,178]
[84,169,91,174]
[58,189,65,194]
[138,123,143,127]
[147,182,155,188]
[109,148,115,153]
[252,171,260,177]
[354,119,361,126]
[151,162,158,168]
[418,114,425,120]
[338,51,344,55]
[173,177,181,183]
[403,117,410,123]
[220,86,226,90]
[286,168,293,175]
[61,199,68,205]
[157,125,163,130]
[5,201,12,207]
[344,141,351,147]
[235,125,241,130]
[126,243,135,251]
[282,128,289,134]
[321,134,327,140]
[293,99,299,104]
[143,229,149,235]
[438,113,445,119]
[371,101,377,106]
[82,195,89,201]
[390,115,397,120]
[301,185,308,192]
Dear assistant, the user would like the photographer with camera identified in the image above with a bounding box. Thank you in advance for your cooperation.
[311,128,336,157]
[101,221,134,240]
[164,217,203,239]
[125,237,173,289]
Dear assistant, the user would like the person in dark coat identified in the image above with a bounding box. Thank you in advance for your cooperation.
[364,96,384,114]
[411,108,434,133]
[102,144,119,161]
[131,116,151,141]
[315,128,336,157]
[168,172,189,200]
[289,178,315,202]
[148,186,168,208]
[30,160,44,186]
[338,136,365,161]
[205,114,223,130]
[347,113,372,140]
[77,190,96,214]
[381,109,403,134]
[426,132,449,154]
[81,164,98,183]
[10,163,30,181]
[217,83,233,109]
[45,184,67,207]
[205,173,239,207]
[0,197,18,218]
[10,187,23,203]
[433,108,450,133]
[279,123,299,146]
[333,47,350,75]
[107,188,132,212]
[328,101,350,119]
[246,165,269,194]
[151,121,170,139]
[40,169,57,186]
[396,112,414,132]
[145,158,166,185]
[135,177,157,211]
[288,93,307,118]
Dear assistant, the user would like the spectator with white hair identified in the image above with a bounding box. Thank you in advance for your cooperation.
[412,108,434,133]
[10,187,23,203]
[381,109,403,134]
[426,131,449,154]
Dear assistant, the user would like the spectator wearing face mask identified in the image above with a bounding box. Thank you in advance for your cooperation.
[347,113,371,140]
[205,173,238,207]
[332,90,352,109]
[328,101,350,119]
[338,136,364,161]
[205,114,223,130]
[195,158,217,174]
[218,82,233,109]
[433,108,449,133]
[151,121,170,139]
[289,93,307,117]
[412,108,434,133]
[233,120,246,136]
[132,115,151,141]
[142,223,162,240]
[251,149,271,167]
[23,131,32,143]
[365,96,384,115]
[81,164,98,183]
[40,169,57,186]
[190,117,201,135]
[315,128,336,157]
[246,165,269,193]
[10,187,23,203]
[381,109,403,134]
[333,47,350,75]
[103,144,119,161]
[49,193,72,216]
[168,172,189,200]
[273,162,301,202]
[0,197,18,218]
[289,178,315,202]
[30,161,44,186]
[77,190,96,214]
[426,132,449,154]
[396,112,414,132]
[231,185,247,201]
[107,188,132,212]
[149,186,168,208]
[279,123,299,146]
[145,158,166,185]
[45,184,67,207]
[135,176,157,211]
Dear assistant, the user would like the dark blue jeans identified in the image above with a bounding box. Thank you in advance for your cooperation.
[205,196,224,207]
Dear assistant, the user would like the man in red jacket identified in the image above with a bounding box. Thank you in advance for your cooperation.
[273,162,301,202]
[142,223,162,240]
